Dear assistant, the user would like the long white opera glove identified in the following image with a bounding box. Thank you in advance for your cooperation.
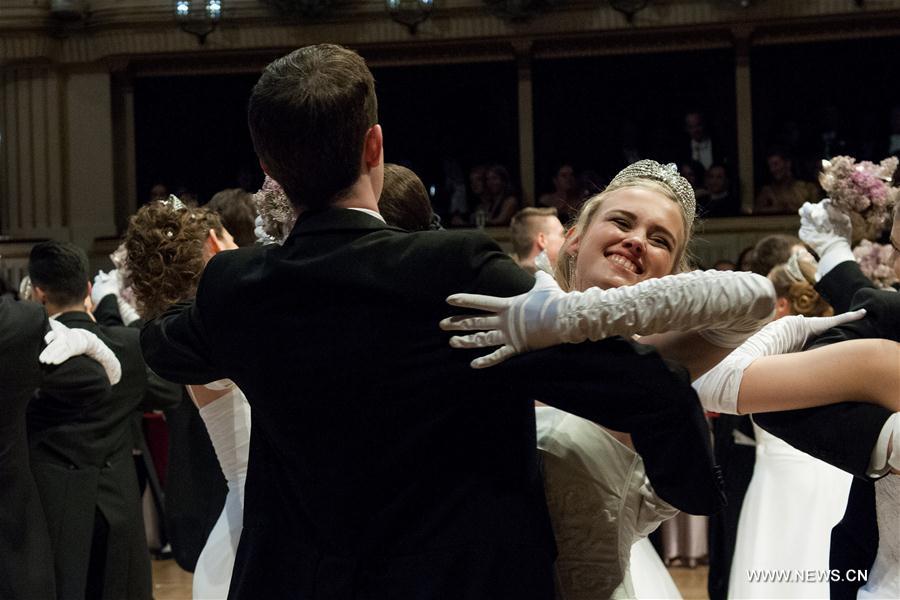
[91,269,141,326]
[798,199,855,279]
[441,270,776,369]
[39,319,122,385]
[691,310,866,414]
[198,380,251,505]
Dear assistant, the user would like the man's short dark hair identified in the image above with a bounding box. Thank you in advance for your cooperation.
[247,44,378,211]
[28,240,90,307]
[207,188,258,247]
[510,207,559,260]
[749,234,802,276]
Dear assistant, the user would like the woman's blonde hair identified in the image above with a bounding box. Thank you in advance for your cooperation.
[554,180,695,291]
[768,258,833,318]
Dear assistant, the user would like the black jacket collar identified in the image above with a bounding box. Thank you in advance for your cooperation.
[286,207,405,242]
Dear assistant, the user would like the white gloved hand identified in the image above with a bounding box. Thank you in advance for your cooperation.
[40,319,122,385]
[798,199,854,278]
[692,309,866,414]
[441,270,776,369]
[91,269,121,305]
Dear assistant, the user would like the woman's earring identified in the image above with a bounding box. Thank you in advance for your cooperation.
[567,253,577,288]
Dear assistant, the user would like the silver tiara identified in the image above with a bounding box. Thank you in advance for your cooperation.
[607,160,696,223]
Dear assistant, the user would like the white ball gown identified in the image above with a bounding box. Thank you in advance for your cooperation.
[857,474,900,600]
[191,383,251,600]
[535,406,681,599]
[728,424,852,599]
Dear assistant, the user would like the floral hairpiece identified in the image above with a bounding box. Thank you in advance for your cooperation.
[852,239,899,290]
[253,176,296,244]
[819,156,899,241]
[784,251,806,284]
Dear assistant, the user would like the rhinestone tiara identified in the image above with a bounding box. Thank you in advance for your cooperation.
[606,160,696,223]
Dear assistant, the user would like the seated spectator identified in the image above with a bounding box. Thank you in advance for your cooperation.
[452,165,487,227]
[207,188,258,247]
[700,164,740,218]
[380,164,437,232]
[473,164,519,227]
[755,147,820,214]
[680,160,710,206]
[509,207,566,274]
[682,110,725,169]
[748,234,805,277]
[538,163,582,225]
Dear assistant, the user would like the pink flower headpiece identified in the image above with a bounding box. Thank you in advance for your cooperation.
[819,156,899,241]
[253,176,297,243]
[852,239,899,291]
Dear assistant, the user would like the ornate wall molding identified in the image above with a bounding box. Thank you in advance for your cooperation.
[3,1,900,68]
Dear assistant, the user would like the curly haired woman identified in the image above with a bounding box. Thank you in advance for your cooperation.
[124,199,246,599]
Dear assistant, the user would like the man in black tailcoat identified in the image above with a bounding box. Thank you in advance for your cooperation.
[0,296,115,599]
[141,44,723,600]
[28,241,180,599]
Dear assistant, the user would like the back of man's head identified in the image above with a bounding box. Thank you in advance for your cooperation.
[749,234,803,276]
[510,207,560,261]
[28,240,90,307]
[248,44,378,211]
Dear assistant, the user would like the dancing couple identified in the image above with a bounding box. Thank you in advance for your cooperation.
[137,44,899,599]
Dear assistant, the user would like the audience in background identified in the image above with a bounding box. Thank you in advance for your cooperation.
[473,164,520,227]
[701,164,740,217]
[538,164,582,225]
[755,147,820,214]
[509,207,566,274]
[683,111,725,170]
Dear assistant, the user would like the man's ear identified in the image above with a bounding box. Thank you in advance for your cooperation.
[364,124,383,169]
[536,232,548,251]
[206,229,223,256]
[32,285,48,305]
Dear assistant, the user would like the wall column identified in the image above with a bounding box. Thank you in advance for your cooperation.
[515,42,535,207]
[65,67,117,249]
[734,26,755,214]
[0,65,68,240]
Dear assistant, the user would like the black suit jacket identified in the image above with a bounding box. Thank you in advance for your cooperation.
[141,207,723,599]
[29,311,162,600]
[754,260,897,599]
[1,298,112,599]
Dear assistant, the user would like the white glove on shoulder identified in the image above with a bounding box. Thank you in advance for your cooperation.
[692,310,866,414]
[798,199,854,278]
[39,319,122,385]
[441,269,776,369]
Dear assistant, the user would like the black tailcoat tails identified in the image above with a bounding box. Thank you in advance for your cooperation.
[29,311,160,600]
[755,260,898,599]
[142,208,724,600]
[0,298,111,599]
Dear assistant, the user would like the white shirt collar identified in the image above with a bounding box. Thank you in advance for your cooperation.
[347,207,386,223]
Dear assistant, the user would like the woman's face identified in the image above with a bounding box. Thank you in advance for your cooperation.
[569,187,685,290]
[485,169,505,196]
